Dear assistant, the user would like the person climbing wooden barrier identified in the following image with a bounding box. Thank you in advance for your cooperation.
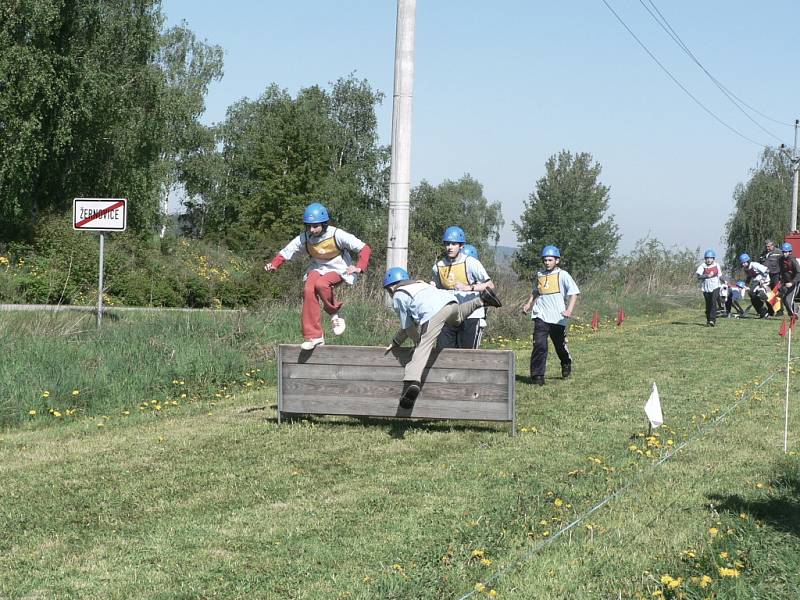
[277,344,516,434]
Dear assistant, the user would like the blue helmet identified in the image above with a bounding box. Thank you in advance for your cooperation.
[782,242,793,252]
[462,244,479,259]
[303,203,330,224]
[541,245,561,258]
[442,226,466,244]
[739,253,751,264]
[383,267,409,288]
[736,280,746,287]
[704,249,715,258]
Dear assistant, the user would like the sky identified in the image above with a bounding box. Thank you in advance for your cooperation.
[161,0,800,253]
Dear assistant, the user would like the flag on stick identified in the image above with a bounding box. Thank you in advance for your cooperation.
[767,282,782,314]
[779,317,788,338]
[791,314,797,332]
[645,383,663,429]
[591,311,600,331]
[616,308,625,327]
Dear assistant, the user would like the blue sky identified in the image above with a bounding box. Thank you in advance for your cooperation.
[162,1,800,253]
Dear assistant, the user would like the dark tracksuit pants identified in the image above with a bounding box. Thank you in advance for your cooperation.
[781,284,800,317]
[530,318,571,378]
[437,318,483,349]
[703,289,720,324]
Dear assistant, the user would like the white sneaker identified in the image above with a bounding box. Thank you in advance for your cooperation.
[331,316,346,336]
[300,337,325,350]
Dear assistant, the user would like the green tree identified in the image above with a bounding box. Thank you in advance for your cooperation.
[724,147,792,265]
[0,1,222,242]
[181,76,389,257]
[407,174,504,275]
[512,150,619,278]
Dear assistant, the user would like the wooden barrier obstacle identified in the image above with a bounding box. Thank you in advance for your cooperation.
[277,344,516,435]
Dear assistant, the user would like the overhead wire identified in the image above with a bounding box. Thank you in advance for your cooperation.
[640,0,790,143]
[598,0,770,149]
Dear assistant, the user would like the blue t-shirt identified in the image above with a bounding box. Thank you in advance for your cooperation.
[530,268,580,326]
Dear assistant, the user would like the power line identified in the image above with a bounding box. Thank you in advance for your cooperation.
[598,0,770,149]
[640,0,790,143]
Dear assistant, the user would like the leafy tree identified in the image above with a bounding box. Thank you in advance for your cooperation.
[181,76,389,257]
[724,147,792,265]
[0,1,222,242]
[512,150,619,278]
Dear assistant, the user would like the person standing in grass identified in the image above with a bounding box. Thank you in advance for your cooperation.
[695,249,723,327]
[431,227,495,349]
[521,245,579,386]
[383,267,502,408]
[264,203,371,350]
[778,242,800,316]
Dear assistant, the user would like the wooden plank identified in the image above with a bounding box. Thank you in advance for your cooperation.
[282,378,508,403]
[278,344,511,370]
[281,395,509,421]
[282,363,508,385]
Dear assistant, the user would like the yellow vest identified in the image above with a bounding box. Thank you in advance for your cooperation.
[537,271,561,295]
[305,229,341,260]
[437,261,469,290]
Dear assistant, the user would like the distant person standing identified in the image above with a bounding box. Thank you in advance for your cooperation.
[695,250,722,327]
[779,242,800,317]
[760,239,783,315]
[264,203,371,350]
[431,227,495,349]
[521,245,580,386]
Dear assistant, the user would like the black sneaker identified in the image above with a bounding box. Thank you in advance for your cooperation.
[531,375,545,386]
[561,364,572,378]
[479,287,502,308]
[399,381,421,409]
[707,321,715,327]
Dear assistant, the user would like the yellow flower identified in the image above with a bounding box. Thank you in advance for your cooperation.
[718,567,740,578]
[708,527,718,536]
[699,575,712,588]
[480,558,492,566]
[42,391,50,398]
[719,551,729,559]
[471,549,485,558]
[52,410,62,417]
[72,390,80,396]
[474,583,486,593]
[488,590,498,598]
[28,409,36,416]
[554,498,564,507]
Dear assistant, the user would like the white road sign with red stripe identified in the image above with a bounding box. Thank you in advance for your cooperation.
[73,198,128,231]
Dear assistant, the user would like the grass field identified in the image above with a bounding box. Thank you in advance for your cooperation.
[1,299,798,599]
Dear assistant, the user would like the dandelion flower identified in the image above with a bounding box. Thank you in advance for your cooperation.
[72,390,80,396]
[719,551,729,559]
[474,583,486,593]
[554,498,564,508]
[699,574,712,588]
[480,558,492,566]
[471,549,485,558]
[488,590,497,598]
[708,527,718,536]
[28,409,36,416]
[718,567,740,578]
[42,391,50,398]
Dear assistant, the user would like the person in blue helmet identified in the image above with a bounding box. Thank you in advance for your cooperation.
[265,203,372,350]
[521,245,580,386]
[383,266,502,408]
[740,252,771,318]
[779,242,800,316]
[431,227,495,349]
[695,249,723,327]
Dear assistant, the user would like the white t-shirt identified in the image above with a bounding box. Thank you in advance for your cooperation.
[530,268,580,326]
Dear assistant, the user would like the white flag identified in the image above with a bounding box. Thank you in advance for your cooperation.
[644,382,663,428]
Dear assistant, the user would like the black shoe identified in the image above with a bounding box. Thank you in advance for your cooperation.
[479,287,502,308]
[399,381,421,409]
[707,321,715,327]
[561,364,571,378]
[531,375,545,386]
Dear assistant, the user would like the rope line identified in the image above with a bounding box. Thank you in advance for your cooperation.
[456,369,782,599]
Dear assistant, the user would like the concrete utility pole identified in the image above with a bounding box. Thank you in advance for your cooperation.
[791,119,799,232]
[386,0,416,280]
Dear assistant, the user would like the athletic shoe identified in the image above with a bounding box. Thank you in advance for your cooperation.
[561,364,572,378]
[707,321,715,327]
[331,316,346,336]
[531,375,545,386]
[479,287,502,308]
[399,382,421,409]
[300,337,325,350]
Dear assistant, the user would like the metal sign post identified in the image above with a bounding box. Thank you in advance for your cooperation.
[73,198,128,329]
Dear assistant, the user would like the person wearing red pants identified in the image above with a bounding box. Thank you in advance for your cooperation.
[265,203,371,349]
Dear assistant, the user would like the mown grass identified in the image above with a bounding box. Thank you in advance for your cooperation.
[1,297,798,599]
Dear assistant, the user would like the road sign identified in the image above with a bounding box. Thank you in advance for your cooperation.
[73,198,127,232]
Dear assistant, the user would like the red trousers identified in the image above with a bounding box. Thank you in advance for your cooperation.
[302,270,344,339]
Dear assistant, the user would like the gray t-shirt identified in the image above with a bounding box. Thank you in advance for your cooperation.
[530,268,580,326]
